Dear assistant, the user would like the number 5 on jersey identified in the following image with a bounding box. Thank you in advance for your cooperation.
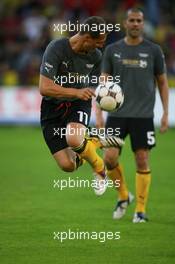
[147,131,155,145]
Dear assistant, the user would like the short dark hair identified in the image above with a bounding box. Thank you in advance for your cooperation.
[126,7,144,19]
[79,16,107,38]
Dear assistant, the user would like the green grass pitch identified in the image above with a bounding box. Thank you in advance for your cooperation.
[0,127,175,264]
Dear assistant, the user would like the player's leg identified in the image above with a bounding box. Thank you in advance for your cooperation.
[104,147,128,200]
[66,122,104,172]
[104,117,134,218]
[66,121,107,195]
[135,148,151,218]
[104,117,128,200]
[64,101,124,195]
[53,148,81,172]
[65,99,108,195]
[41,113,85,172]
[130,118,155,223]
[104,147,134,219]
[133,148,151,223]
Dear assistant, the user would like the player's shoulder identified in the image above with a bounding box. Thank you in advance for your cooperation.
[142,39,162,52]
[104,39,124,53]
[48,37,68,47]
[89,48,102,64]
[115,39,125,47]
[45,37,68,54]
[82,48,102,65]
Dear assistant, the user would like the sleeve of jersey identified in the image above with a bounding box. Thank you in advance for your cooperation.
[101,46,112,74]
[154,45,166,75]
[40,40,62,81]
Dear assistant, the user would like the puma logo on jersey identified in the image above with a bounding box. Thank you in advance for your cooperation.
[44,62,53,72]
[44,67,50,73]
[45,62,53,68]
[62,61,69,68]
[114,53,121,58]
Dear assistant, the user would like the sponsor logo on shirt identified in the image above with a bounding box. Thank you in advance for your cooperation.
[86,64,94,68]
[139,53,149,58]
[139,60,147,68]
[122,59,147,68]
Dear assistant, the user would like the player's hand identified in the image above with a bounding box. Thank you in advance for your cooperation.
[75,88,96,101]
[160,112,168,133]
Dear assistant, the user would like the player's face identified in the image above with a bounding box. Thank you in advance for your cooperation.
[124,12,144,38]
[83,33,107,51]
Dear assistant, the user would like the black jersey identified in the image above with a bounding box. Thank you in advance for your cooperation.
[40,37,102,120]
[40,37,101,100]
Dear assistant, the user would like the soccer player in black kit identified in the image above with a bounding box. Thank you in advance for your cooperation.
[96,8,169,221]
[39,16,123,196]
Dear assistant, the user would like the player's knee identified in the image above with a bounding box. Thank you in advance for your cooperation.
[66,134,84,149]
[59,160,75,172]
[104,152,118,169]
[135,150,149,170]
[66,123,86,148]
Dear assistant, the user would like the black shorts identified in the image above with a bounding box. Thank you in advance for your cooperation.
[105,117,156,152]
[40,99,91,154]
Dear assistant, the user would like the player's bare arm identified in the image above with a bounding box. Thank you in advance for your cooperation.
[95,104,105,128]
[156,73,169,133]
[95,72,110,128]
[39,75,95,101]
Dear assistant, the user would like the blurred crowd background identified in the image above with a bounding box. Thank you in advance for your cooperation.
[0,0,175,87]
